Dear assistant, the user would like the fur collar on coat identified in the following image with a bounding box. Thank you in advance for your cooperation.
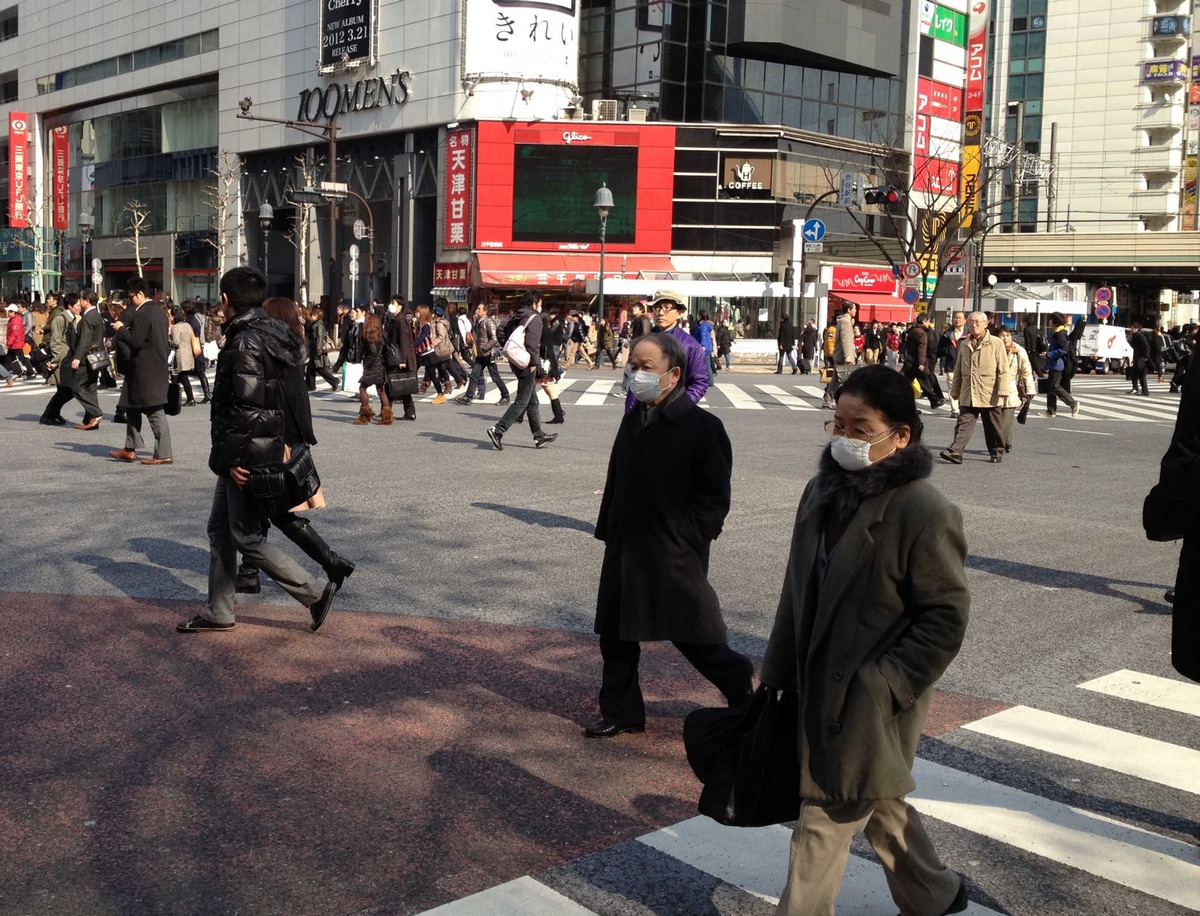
[808,441,933,530]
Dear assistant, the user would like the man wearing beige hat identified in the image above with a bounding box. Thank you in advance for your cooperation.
[623,289,710,411]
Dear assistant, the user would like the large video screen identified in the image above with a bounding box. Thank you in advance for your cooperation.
[512,144,638,244]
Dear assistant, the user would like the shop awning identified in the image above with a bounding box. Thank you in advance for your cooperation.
[474,252,676,288]
[830,292,914,325]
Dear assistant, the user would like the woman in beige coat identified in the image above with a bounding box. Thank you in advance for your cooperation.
[761,365,971,916]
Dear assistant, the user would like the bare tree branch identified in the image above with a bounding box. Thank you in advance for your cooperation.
[121,200,152,279]
[203,151,243,278]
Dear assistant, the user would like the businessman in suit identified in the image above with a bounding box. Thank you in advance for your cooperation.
[70,290,105,430]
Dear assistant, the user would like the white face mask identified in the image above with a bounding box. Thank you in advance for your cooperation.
[829,434,895,471]
[630,369,672,403]
[388,304,401,315]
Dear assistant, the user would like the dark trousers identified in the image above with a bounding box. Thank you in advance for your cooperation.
[948,406,1003,459]
[1048,370,1078,412]
[71,369,102,421]
[306,361,339,390]
[907,370,942,408]
[466,354,510,400]
[1129,365,1149,396]
[41,385,74,421]
[494,365,542,437]
[1000,407,1015,449]
[598,634,753,726]
[177,367,210,402]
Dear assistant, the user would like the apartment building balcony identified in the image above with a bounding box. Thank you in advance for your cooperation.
[1132,144,1184,173]
[1130,186,1180,217]
[1137,103,1186,130]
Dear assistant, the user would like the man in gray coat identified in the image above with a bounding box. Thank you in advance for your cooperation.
[822,302,858,409]
[70,291,105,429]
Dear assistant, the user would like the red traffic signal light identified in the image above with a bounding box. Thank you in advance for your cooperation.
[864,186,901,206]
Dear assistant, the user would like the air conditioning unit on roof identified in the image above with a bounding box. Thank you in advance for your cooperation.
[592,99,619,120]
[627,107,647,122]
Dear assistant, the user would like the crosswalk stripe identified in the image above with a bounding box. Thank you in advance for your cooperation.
[1053,400,1153,422]
[961,705,1200,794]
[714,383,764,409]
[575,380,617,406]
[756,384,818,411]
[638,816,1000,914]
[1078,669,1200,717]
[418,875,597,915]
[909,757,1200,910]
[1081,392,1180,420]
[797,385,828,399]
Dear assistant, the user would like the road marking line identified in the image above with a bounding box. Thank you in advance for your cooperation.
[715,383,764,409]
[756,384,817,410]
[797,385,828,399]
[910,758,1200,910]
[1046,427,1114,435]
[1083,393,1181,420]
[574,380,616,406]
[638,815,999,914]
[1078,669,1200,717]
[961,705,1200,795]
[417,876,597,915]
[1045,401,1152,422]
[532,377,577,405]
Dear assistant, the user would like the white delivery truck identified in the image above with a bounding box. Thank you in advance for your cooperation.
[1075,323,1132,373]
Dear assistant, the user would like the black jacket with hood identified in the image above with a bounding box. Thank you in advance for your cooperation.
[209,307,315,476]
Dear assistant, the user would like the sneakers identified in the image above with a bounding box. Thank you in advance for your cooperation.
[1071,400,1081,417]
[938,449,963,464]
[487,426,503,450]
[497,397,510,405]
[177,614,235,633]
[1039,410,1056,418]
[454,395,472,405]
[534,433,558,448]
[610,390,626,398]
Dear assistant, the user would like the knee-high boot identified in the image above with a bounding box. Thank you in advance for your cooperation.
[547,397,565,424]
[273,515,356,587]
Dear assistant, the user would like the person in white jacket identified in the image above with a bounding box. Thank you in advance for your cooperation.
[997,326,1037,454]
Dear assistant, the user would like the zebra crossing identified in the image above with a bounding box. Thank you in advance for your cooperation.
[418,669,1200,915]
[2,372,1184,424]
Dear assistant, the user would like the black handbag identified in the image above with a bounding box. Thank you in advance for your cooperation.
[683,685,800,828]
[383,340,403,370]
[247,443,321,520]
[165,378,182,415]
[85,348,111,372]
[386,372,418,399]
[1143,472,1198,542]
[28,343,53,367]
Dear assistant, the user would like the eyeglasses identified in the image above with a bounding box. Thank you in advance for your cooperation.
[824,420,896,443]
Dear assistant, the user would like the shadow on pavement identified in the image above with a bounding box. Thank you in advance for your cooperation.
[470,501,594,534]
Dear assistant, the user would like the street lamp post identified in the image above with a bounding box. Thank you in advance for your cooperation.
[593,182,614,325]
[259,202,274,282]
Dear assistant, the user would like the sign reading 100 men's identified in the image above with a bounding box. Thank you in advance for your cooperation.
[320,0,376,72]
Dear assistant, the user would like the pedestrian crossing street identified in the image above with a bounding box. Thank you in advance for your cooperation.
[419,668,1200,915]
[3,372,1184,424]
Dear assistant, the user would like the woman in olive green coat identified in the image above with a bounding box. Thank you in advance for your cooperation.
[761,365,971,916]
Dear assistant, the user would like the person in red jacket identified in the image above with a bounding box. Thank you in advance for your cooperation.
[5,303,31,378]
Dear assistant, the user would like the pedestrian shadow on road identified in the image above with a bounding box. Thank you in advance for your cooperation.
[967,555,1171,616]
[76,552,204,600]
[50,440,125,458]
[419,431,501,450]
[471,501,594,534]
[127,536,210,575]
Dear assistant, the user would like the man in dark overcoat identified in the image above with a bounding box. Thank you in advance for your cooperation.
[70,291,105,429]
[588,332,753,738]
[109,277,173,464]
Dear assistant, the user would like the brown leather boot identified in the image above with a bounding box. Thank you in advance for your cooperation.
[377,406,394,425]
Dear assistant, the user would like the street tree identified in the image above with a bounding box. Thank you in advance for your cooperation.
[203,150,243,278]
[121,200,152,279]
[284,154,319,307]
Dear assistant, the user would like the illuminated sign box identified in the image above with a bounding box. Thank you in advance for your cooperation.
[1143,59,1188,82]
[1152,15,1190,36]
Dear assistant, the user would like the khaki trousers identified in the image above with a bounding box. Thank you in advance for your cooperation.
[775,798,959,916]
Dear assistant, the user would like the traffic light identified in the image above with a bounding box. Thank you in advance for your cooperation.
[783,265,796,287]
[864,185,902,207]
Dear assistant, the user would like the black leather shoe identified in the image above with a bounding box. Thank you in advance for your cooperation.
[584,719,645,738]
[235,573,261,594]
[309,580,339,632]
[39,416,67,426]
[939,449,963,464]
[547,415,565,424]
[177,614,235,633]
[534,433,558,448]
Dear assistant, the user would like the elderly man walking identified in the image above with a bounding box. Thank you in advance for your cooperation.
[940,312,1012,464]
[587,331,753,738]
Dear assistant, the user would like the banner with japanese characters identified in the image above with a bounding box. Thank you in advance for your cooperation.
[8,112,29,228]
[443,128,476,251]
[51,126,69,230]
[464,0,578,87]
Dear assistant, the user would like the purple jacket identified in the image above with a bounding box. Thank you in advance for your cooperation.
[625,324,711,411]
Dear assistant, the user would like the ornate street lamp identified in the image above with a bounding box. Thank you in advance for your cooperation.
[593,182,614,324]
[258,202,274,277]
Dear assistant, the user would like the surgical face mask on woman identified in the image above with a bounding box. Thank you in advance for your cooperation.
[629,369,673,403]
[827,428,897,471]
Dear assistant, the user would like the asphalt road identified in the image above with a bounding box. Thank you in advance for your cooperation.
[1,368,1195,915]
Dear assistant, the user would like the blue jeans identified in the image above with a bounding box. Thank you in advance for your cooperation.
[777,349,797,372]
[466,354,510,400]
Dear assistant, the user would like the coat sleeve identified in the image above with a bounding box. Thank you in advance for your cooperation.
[875,499,970,715]
[684,338,711,403]
[683,417,732,545]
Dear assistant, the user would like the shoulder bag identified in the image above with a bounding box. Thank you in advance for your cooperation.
[1143,456,1200,542]
[165,374,183,416]
[85,348,112,373]
[682,685,799,828]
[501,315,537,369]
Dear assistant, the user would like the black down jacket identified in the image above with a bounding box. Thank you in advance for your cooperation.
[208,307,315,477]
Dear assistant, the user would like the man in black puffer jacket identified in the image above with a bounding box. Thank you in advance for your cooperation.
[176,267,339,634]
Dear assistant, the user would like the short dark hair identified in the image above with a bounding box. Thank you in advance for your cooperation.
[63,292,79,308]
[836,364,923,443]
[126,277,151,298]
[1049,311,1066,326]
[80,290,98,306]
[522,290,542,308]
[632,329,686,373]
[219,266,268,315]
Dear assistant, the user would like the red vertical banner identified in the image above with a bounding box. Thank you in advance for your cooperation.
[51,126,69,230]
[965,2,989,113]
[9,112,29,228]
[443,128,475,251]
